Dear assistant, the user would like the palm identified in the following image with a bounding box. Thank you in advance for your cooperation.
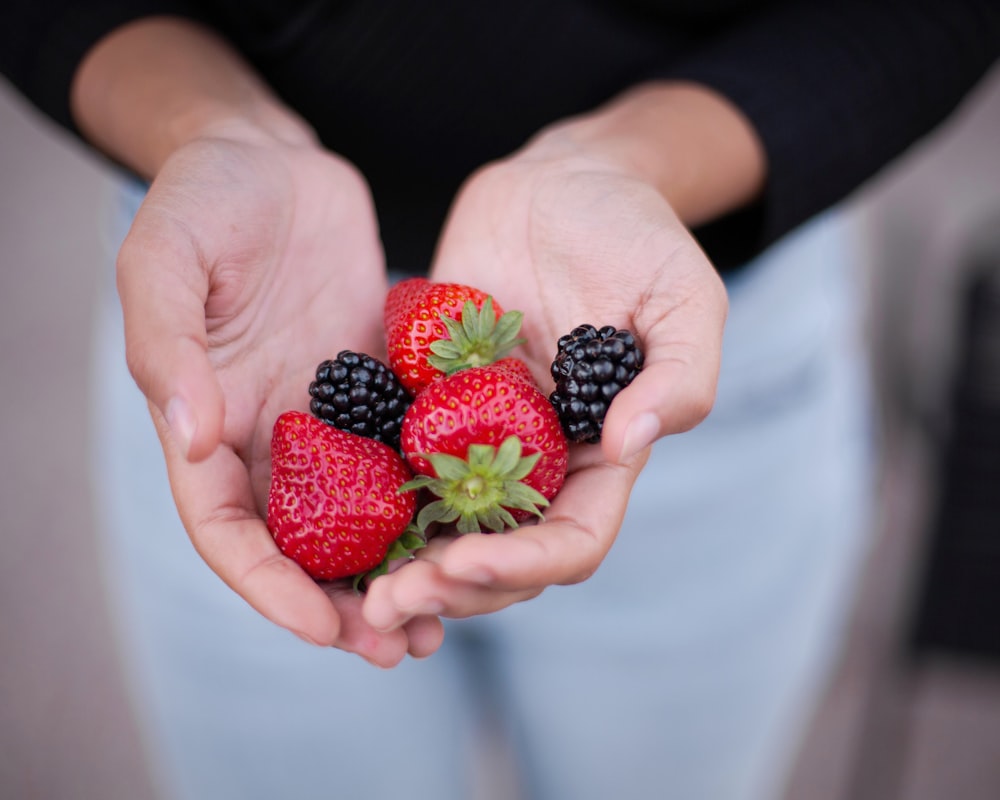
[431,157,714,391]
[118,136,440,663]
[362,150,728,630]
[184,142,388,506]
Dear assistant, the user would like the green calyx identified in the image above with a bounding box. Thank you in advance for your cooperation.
[426,297,525,375]
[400,436,549,535]
[352,525,427,593]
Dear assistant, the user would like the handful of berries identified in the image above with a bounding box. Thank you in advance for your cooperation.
[266,278,644,585]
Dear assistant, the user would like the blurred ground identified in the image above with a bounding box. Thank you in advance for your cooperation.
[0,84,157,799]
[784,64,1000,800]
[2,66,999,800]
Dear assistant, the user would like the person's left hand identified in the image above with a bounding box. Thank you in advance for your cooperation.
[362,107,731,631]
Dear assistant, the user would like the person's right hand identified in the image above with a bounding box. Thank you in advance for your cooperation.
[116,125,444,666]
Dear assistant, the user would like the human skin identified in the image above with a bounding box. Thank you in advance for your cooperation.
[73,17,442,666]
[71,16,764,662]
[362,84,762,629]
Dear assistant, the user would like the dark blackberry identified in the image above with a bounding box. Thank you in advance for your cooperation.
[308,351,412,450]
[549,324,644,444]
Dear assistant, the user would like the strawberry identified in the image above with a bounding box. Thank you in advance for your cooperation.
[383,277,438,335]
[385,277,525,395]
[266,410,420,581]
[400,362,569,534]
[489,356,540,388]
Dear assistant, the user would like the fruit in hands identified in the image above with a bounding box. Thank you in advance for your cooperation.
[308,350,412,450]
[549,324,644,443]
[400,363,569,534]
[270,286,639,566]
[266,411,418,581]
[384,277,524,395]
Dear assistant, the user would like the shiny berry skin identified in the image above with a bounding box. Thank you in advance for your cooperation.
[384,278,521,396]
[309,351,412,451]
[401,363,568,524]
[549,324,644,443]
[266,411,417,581]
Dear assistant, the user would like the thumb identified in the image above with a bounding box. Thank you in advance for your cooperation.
[116,217,225,462]
[601,270,728,465]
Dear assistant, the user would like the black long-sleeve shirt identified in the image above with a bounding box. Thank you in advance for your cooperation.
[2,0,998,272]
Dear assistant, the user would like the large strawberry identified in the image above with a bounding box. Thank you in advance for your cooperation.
[267,410,420,581]
[400,362,569,534]
[385,277,524,395]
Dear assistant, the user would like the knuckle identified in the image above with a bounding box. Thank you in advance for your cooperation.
[122,338,149,386]
[687,386,718,427]
[560,561,599,586]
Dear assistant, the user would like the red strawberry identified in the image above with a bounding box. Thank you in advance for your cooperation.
[383,277,435,334]
[400,363,569,534]
[489,356,540,388]
[385,278,524,395]
[267,411,419,581]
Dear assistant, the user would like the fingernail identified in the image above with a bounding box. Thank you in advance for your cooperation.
[618,412,660,463]
[165,396,196,458]
[444,564,494,584]
[292,630,324,647]
[371,622,402,635]
[369,614,402,634]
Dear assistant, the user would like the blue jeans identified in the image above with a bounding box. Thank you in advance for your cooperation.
[91,180,876,800]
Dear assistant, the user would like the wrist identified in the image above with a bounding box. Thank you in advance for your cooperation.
[71,16,317,178]
[528,81,767,227]
[164,92,317,153]
[165,105,318,163]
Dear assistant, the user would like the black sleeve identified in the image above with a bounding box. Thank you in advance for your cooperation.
[0,1,209,134]
[656,0,1000,269]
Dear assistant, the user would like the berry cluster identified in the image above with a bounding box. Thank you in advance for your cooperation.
[309,351,411,450]
[549,325,644,443]
[266,277,642,584]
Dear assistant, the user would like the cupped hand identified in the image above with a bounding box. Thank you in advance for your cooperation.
[363,121,729,631]
[116,127,443,664]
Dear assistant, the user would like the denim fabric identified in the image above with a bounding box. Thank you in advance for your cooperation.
[90,179,875,800]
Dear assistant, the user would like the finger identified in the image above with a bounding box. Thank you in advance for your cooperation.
[363,557,541,632]
[438,453,646,591]
[320,584,412,667]
[402,615,447,659]
[603,250,728,464]
[153,407,343,646]
[117,212,225,462]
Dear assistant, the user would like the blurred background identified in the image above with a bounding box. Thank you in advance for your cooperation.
[1,64,999,799]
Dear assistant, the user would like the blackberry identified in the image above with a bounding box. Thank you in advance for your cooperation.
[549,324,644,444]
[309,351,412,450]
